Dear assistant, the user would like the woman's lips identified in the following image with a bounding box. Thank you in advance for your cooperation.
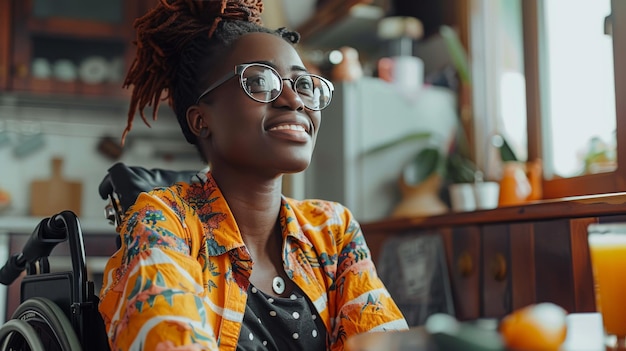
[267,124,310,142]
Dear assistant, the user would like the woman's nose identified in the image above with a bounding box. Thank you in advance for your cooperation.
[274,78,304,110]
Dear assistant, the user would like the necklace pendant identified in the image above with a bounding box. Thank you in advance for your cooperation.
[272,276,285,295]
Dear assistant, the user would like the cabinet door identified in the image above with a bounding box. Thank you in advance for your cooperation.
[508,222,536,310]
[0,0,12,90]
[449,225,481,321]
[10,0,143,97]
[481,223,511,318]
[533,219,576,312]
[568,217,596,312]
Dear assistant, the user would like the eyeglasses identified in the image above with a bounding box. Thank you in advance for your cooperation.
[195,63,334,111]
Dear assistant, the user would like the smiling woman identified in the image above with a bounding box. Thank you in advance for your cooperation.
[96,1,408,350]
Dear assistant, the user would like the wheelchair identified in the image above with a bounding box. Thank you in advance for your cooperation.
[0,210,109,351]
[0,163,197,350]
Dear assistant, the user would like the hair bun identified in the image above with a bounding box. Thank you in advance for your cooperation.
[201,0,264,27]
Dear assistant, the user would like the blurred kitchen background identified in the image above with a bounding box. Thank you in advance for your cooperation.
[0,0,621,223]
[0,0,466,223]
[0,0,623,328]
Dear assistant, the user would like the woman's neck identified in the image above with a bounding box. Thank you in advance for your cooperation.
[210,169,291,293]
[211,169,283,247]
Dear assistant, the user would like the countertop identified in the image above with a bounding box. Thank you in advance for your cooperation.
[0,216,116,234]
[362,192,626,232]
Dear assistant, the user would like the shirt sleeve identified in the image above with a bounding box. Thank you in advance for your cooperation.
[98,189,217,351]
[329,204,409,351]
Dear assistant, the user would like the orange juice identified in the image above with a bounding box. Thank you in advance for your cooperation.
[588,235,626,337]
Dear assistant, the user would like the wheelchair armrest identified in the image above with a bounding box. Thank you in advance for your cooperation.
[99,162,198,222]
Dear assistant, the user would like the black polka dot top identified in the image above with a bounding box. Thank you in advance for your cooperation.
[236,284,327,350]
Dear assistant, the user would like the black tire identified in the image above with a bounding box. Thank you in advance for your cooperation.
[0,319,45,351]
[11,297,82,351]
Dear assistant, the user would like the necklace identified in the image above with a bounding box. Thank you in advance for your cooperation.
[272,276,285,294]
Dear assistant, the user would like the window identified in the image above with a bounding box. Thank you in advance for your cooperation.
[470,0,626,199]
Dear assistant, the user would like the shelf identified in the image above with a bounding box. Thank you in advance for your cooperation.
[361,192,626,232]
[0,216,116,235]
[2,0,142,100]
[11,77,129,98]
[27,17,129,40]
[298,2,385,55]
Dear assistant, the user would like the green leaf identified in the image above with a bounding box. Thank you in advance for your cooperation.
[440,25,471,84]
[446,153,478,183]
[499,138,519,162]
[403,147,444,185]
[365,132,433,154]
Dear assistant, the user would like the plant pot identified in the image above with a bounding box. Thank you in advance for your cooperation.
[391,173,448,218]
[449,182,500,212]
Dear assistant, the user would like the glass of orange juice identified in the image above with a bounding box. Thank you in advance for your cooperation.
[588,223,626,349]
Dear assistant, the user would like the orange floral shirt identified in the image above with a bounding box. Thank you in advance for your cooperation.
[98,171,408,351]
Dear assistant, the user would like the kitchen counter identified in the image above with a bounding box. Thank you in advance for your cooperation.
[0,216,116,234]
[360,192,626,322]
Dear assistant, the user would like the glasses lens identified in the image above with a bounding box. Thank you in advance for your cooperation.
[295,75,332,110]
[241,65,282,102]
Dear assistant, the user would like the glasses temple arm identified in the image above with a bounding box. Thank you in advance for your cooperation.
[195,71,237,104]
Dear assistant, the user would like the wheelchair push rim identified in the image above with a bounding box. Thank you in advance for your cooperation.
[10,297,82,351]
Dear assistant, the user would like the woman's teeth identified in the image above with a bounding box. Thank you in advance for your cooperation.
[270,124,306,132]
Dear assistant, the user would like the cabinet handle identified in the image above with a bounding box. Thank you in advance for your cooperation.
[457,251,473,277]
[491,253,507,281]
[15,63,28,78]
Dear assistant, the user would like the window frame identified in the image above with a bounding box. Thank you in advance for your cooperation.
[471,0,626,199]
[521,0,626,198]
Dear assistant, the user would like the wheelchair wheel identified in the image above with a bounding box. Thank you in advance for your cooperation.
[0,319,44,351]
[10,297,81,351]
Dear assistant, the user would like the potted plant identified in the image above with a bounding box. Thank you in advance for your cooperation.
[364,128,481,217]
[365,122,517,216]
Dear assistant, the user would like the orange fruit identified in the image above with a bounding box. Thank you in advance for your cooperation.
[500,302,568,351]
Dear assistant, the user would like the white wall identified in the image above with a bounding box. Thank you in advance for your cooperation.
[0,97,202,221]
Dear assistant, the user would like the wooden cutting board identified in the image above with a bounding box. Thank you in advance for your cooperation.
[30,157,82,217]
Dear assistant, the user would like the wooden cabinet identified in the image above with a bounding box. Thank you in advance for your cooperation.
[0,0,12,90]
[362,194,626,322]
[1,0,153,98]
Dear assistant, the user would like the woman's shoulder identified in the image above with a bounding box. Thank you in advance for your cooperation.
[146,175,215,205]
[126,180,209,223]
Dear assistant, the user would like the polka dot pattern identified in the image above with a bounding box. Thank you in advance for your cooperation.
[236,284,327,350]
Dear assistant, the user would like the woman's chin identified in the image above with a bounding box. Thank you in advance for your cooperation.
[281,160,311,174]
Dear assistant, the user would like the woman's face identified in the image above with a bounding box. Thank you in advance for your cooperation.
[196,32,322,177]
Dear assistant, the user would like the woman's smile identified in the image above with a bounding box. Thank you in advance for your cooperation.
[266,122,311,143]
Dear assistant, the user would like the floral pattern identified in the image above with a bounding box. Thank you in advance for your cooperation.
[98,171,408,351]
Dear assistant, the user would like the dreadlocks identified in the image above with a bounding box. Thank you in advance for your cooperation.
[121,0,300,146]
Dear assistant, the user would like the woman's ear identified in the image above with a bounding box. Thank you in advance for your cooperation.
[186,105,210,137]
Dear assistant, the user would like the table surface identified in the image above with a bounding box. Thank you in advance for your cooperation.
[345,313,607,351]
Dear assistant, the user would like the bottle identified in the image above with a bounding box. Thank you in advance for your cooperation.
[330,46,363,82]
[498,161,532,206]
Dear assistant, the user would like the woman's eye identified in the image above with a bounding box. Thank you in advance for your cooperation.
[247,76,270,92]
[296,76,314,95]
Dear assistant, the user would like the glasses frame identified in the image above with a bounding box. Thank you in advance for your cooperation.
[195,63,334,111]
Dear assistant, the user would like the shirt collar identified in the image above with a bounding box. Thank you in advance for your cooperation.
[197,171,312,255]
